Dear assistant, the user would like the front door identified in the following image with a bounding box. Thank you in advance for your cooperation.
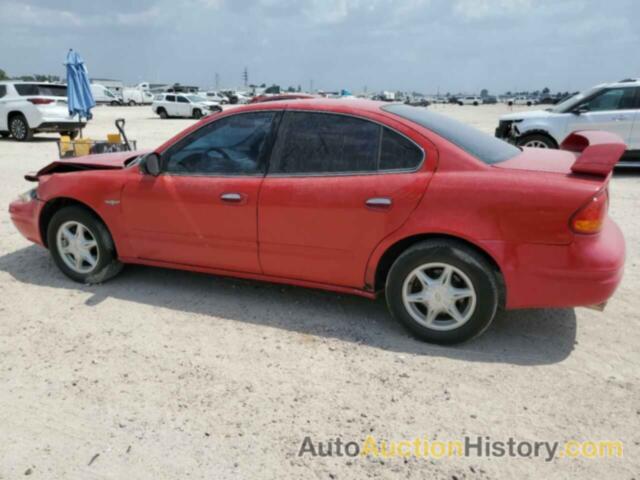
[566,86,637,145]
[121,110,277,273]
[258,111,432,288]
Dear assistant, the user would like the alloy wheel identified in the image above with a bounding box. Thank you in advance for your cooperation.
[524,140,549,148]
[56,221,100,274]
[10,118,26,140]
[402,262,477,331]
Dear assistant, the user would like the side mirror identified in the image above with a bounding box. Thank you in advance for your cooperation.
[140,153,161,176]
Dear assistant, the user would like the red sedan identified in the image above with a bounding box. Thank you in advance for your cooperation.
[9,99,626,344]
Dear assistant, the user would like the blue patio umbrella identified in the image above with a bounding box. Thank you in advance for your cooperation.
[65,49,95,122]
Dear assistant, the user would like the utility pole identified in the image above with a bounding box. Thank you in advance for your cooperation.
[215,72,220,90]
[309,79,313,93]
[242,67,248,88]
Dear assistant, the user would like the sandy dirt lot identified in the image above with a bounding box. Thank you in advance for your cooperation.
[0,104,638,479]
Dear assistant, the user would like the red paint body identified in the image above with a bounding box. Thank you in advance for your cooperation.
[9,100,626,309]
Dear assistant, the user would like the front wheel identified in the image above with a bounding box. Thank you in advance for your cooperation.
[157,108,168,119]
[192,108,203,119]
[516,133,556,149]
[385,240,499,344]
[47,206,123,284]
[128,100,136,106]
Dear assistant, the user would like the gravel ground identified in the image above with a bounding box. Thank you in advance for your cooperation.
[0,104,638,479]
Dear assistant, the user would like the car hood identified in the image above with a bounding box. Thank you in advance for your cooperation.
[31,150,150,179]
[500,109,557,121]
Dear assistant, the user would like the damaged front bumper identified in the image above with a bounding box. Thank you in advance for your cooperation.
[495,120,523,143]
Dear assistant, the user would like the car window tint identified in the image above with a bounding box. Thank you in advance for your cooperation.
[0,85,6,98]
[383,104,520,165]
[14,84,67,96]
[583,88,636,111]
[271,112,379,174]
[166,95,175,102]
[177,96,189,103]
[164,112,275,175]
[379,128,423,170]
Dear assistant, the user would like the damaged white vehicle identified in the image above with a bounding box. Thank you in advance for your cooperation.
[495,79,640,167]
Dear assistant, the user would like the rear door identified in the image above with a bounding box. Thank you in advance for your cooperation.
[566,87,636,145]
[627,87,640,150]
[0,85,8,131]
[258,111,432,288]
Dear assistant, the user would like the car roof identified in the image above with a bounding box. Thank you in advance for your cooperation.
[233,98,389,115]
[595,79,640,88]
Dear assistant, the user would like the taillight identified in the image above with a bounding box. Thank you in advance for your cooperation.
[570,189,609,234]
[28,98,54,105]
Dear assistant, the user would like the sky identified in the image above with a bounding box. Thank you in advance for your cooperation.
[0,0,638,94]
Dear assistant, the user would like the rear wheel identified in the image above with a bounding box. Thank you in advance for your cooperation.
[517,133,556,149]
[128,100,136,106]
[385,240,499,344]
[158,108,168,119]
[110,100,120,106]
[9,114,32,141]
[47,206,123,284]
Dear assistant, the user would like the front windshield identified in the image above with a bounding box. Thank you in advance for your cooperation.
[186,95,207,102]
[549,87,600,113]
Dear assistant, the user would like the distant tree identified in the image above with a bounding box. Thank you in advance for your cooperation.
[259,83,266,88]
[265,84,281,94]
[286,86,296,92]
[17,75,35,81]
[297,85,301,92]
[480,88,489,98]
[506,91,512,96]
[0,69,8,80]
[542,87,550,95]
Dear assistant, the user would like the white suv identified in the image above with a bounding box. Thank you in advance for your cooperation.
[496,79,640,166]
[458,96,482,106]
[0,81,85,141]
[152,93,222,119]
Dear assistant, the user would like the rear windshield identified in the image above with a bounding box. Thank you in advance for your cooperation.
[15,84,67,97]
[383,104,520,164]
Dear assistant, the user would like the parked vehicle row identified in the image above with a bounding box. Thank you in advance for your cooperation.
[10,99,626,344]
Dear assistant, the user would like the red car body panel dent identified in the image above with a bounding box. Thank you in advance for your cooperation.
[9,99,625,311]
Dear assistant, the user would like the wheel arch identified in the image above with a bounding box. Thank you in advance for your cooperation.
[371,233,505,306]
[39,197,114,251]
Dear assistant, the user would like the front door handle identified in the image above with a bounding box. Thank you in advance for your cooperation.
[220,192,243,203]
[366,197,392,209]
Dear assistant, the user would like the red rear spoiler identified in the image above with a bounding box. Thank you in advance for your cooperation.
[561,131,626,176]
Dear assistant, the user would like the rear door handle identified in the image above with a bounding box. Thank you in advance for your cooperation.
[366,197,392,209]
[220,192,243,203]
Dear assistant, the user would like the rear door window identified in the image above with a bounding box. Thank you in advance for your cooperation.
[165,95,176,102]
[379,128,423,170]
[14,84,67,96]
[177,96,189,103]
[0,85,6,98]
[270,112,380,174]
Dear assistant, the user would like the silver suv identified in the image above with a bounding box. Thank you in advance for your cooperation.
[496,79,640,166]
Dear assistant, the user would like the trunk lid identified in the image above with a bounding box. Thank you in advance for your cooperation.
[495,130,626,177]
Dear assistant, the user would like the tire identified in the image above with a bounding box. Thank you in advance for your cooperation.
[192,108,203,119]
[158,108,168,119]
[385,240,499,344]
[9,114,33,141]
[47,206,123,284]
[128,100,136,106]
[110,100,120,106]
[473,101,478,106]
[516,133,556,149]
